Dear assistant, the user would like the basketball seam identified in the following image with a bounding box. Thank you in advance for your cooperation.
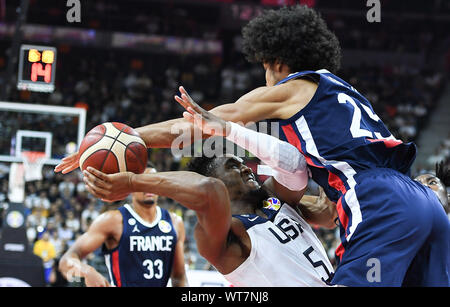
[94,133,138,148]
[125,142,147,172]
[81,148,113,171]
[112,122,140,137]
[79,128,107,166]
[99,127,126,172]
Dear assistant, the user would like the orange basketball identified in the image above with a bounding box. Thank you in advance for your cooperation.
[78,122,148,174]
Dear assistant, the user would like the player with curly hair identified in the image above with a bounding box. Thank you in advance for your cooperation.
[241,5,341,74]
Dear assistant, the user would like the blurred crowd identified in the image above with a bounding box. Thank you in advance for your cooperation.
[0,0,449,286]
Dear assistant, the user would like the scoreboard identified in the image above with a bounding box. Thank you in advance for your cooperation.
[17,44,57,93]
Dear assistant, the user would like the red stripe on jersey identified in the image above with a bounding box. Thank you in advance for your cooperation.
[336,197,349,234]
[112,250,122,287]
[281,124,322,168]
[367,138,402,148]
[335,243,345,261]
[282,124,348,195]
[335,196,347,260]
[328,172,347,194]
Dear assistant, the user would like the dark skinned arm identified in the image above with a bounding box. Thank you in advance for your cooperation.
[83,167,232,264]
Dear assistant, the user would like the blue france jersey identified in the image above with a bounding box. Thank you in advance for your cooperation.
[103,204,177,287]
[273,69,417,203]
[270,70,450,287]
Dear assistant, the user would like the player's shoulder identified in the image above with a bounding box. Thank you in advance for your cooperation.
[259,78,316,98]
[168,210,183,225]
[167,210,185,235]
[231,198,282,231]
[90,209,123,230]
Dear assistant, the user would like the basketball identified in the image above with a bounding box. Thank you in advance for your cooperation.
[78,122,148,174]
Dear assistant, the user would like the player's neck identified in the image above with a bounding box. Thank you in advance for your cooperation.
[130,202,158,224]
[231,200,269,219]
[230,200,258,215]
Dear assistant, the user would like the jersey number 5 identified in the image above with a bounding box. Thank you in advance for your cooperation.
[303,246,333,284]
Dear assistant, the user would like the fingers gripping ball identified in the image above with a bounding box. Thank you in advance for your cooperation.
[79,122,148,174]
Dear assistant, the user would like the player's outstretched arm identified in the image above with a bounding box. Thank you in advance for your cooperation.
[83,167,232,264]
[175,85,293,125]
[54,84,302,174]
[135,83,302,149]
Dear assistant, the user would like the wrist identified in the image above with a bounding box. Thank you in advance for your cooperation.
[135,127,148,147]
[66,260,91,280]
[225,121,241,140]
[82,264,95,277]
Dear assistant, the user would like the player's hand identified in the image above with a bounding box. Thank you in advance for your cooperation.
[174,86,230,137]
[84,266,112,287]
[318,186,336,207]
[83,167,133,202]
[54,152,80,174]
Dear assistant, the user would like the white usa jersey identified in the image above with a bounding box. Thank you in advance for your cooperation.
[224,198,334,287]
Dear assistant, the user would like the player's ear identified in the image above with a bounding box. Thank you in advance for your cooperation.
[273,60,283,73]
[273,60,290,75]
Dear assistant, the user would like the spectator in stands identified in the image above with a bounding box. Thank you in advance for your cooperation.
[65,210,80,234]
[50,230,65,259]
[58,221,74,243]
[33,231,56,285]
[81,202,99,232]
[27,207,47,233]
[47,184,60,203]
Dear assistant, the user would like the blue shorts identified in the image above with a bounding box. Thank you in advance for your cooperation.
[331,168,450,287]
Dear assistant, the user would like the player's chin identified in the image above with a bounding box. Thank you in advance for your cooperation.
[142,199,156,206]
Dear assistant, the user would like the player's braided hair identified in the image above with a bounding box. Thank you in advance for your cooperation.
[435,161,450,187]
[241,5,341,73]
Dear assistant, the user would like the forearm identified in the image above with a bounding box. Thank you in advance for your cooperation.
[135,118,193,148]
[135,109,241,149]
[135,92,276,149]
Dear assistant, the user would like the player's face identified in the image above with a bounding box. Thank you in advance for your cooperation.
[415,174,448,208]
[214,155,260,199]
[133,168,159,206]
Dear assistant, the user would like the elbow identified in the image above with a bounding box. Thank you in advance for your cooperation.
[58,250,78,276]
[197,177,228,210]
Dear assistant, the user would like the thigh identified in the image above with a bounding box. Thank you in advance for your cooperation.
[403,194,450,287]
[332,175,433,286]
